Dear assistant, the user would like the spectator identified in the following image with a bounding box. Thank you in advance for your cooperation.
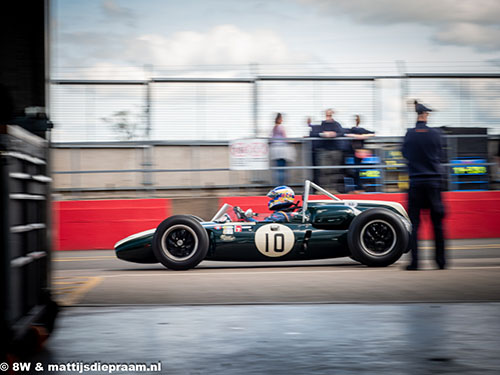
[319,108,346,192]
[346,115,375,192]
[402,100,446,270]
[269,113,295,186]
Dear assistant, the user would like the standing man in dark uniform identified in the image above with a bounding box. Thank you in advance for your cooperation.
[402,100,446,270]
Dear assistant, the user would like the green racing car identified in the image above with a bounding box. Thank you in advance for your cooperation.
[114,180,411,270]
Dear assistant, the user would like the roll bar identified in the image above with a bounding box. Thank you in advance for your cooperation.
[302,180,341,223]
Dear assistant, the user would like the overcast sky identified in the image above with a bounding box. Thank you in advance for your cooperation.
[50,0,500,141]
[53,0,500,72]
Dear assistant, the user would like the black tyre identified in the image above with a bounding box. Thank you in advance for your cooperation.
[348,208,408,267]
[153,215,209,270]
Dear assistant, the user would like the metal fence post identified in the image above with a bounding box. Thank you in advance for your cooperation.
[140,144,154,197]
[145,81,151,140]
[447,135,457,192]
[253,78,259,138]
[190,144,201,190]
[70,147,81,197]
[396,60,408,132]
[251,63,259,138]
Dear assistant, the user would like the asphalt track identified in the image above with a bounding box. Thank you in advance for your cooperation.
[52,238,500,306]
[35,238,500,374]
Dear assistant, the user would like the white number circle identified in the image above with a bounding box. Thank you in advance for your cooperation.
[254,224,295,257]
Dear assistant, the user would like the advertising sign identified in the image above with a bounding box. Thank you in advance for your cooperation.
[229,139,269,170]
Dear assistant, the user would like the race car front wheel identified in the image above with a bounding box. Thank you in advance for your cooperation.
[153,215,209,270]
[348,208,408,267]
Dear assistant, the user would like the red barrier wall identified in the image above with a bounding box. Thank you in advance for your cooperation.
[54,199,171,250]
[54,192,499,250]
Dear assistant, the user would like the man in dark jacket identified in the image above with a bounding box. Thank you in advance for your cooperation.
[402,100,446,270]
[319,108,346,192]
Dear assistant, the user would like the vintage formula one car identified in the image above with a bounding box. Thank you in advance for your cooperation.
[114,180,411,270]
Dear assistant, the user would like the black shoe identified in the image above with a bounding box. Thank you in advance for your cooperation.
[405,264,419,271]
[437,263,446,270]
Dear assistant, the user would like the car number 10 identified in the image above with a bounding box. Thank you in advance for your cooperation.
[255,224,295,257]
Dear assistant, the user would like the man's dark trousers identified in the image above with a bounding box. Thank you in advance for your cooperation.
[408,181,446,268]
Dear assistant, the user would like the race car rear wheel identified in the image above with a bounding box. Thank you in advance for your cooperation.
[153,215,209,270]
[348,208,408,267]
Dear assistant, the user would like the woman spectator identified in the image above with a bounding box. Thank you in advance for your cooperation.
[269,113,295,186]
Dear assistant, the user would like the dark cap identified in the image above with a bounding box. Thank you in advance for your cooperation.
[414,100,433,114]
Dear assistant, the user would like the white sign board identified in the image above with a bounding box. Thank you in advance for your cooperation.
[229,139,269,170]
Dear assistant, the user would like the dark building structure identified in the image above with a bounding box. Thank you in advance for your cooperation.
[1,0,56,360]
[0,0,51,137]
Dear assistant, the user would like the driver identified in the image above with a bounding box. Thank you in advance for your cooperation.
[244,186,298,223]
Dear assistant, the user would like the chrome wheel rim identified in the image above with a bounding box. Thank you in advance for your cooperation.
[161,224,198,261]
[360,219,396,257]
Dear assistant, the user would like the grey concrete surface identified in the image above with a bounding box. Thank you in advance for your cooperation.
[37,303,500,374]
[51,239,500,305]
[33,239,500,374]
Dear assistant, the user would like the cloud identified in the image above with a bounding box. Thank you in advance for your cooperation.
[54,62,148,80]
[101,0,136,26]
[56,24,303,80]
[122,24,299,66]
[300,0,500,52]
[58,24,299,70]
[302,0,500,25]
[59,31,122,57]
[57,31,126,68]
[433,23,500,51]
